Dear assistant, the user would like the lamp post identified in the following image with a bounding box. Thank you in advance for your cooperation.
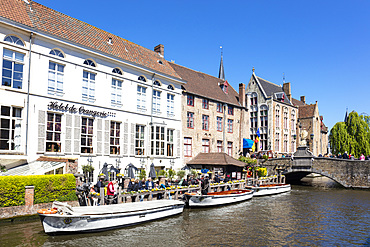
[169,158,175,169]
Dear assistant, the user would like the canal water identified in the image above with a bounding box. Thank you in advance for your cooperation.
[1,186,369,247]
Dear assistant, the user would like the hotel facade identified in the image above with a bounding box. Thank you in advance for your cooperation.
[0,0,186,179]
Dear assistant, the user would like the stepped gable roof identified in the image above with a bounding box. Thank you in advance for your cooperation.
[298,104,316,118]
[292,98,306,106]
[169,62,241,107]
[254,75,292,105]
[187,152,246,167]
[0,0,181,79]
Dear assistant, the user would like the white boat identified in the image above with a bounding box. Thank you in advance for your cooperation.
[184,189,254,207]
[37,200,184,235]
[245,184,291,197]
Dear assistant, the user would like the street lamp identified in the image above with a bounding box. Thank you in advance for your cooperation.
[169,158,175,169]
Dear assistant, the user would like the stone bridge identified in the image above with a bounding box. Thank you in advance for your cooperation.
[262,146,370,189]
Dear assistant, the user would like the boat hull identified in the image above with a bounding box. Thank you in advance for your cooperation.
[184,189,253,207]
[38,200,184,235]
[246,184,291,197]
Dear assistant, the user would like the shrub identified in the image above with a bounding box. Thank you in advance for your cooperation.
[0,174,77,207]
[176,170,186,180]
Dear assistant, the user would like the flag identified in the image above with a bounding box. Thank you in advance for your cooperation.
[251,142,255,152]
[255,128,260,143]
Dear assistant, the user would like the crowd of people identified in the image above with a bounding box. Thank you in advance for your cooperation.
[324,151,370,160]
[87,172,236,205]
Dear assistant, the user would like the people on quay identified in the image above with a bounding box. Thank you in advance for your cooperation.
[214,174,221,183]
[337,153,342,158]
[360,154,365,161]
[165,178,171,188]
[139,178,146,190]
[127,178,135,192]
[200,174,210,195]
[107,180,116,204]
[89,184,99,206]
[132,179,141,191]
[179,177,189,186]
[95,177,104,193]
[145,177,154,190]
[350,154,355,160]
[342,151,349,159]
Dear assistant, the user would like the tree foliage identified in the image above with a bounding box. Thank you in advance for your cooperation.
[329,111,370,157]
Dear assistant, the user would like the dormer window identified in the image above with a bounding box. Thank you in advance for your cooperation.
[167,84,174,90]
[108,37,113,45]
[138,75,146,82]
[275,92,285,102]
[50,49,65,58]
[221,80,229,93]
[4,35,24,46]
[153,80,161,86]
[112,67,123,75]
[83,59,96,67]
[157,60,163,65]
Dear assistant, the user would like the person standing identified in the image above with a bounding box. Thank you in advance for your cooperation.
[201,175,209,195]
[107,180,116,204]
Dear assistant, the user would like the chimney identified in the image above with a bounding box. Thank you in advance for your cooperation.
[154,44,164,57]
[300,96,306,104]
[239,83,246,107]
[283,82,292,102]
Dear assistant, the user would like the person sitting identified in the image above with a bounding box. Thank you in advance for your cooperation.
[127,178,135,192]
[106,180,116,204]
[145,177,154,190]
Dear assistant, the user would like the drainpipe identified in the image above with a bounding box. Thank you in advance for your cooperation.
[25,32,33,156]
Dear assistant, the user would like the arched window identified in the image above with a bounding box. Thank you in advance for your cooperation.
[83,59,96,67]
[250,92,257,106]
[4,35,24,46]
[153,80,161,86]
[167,84,174,90]
[138,75,146,82]
[112,67,123,75]
[49,49,65,58]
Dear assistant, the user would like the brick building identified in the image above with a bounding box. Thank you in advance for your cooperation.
[169,62,248,166]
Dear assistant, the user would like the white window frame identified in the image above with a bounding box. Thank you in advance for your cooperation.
[167,93,175,117]
[137,85,147,112]
[2,48,25,89]
[0,106,22,151]
[111,78,122,107]
[153,90,161,115]
[82,71,95,102]
[48,61,64,96]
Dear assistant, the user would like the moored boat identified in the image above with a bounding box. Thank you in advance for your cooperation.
[37,200,184,235]
[184,189,254,207]
[245,184,291,197]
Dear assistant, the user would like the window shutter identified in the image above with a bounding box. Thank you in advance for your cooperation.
[104,120,110,155]
[130,123,135,155]
[73,115,80,154]
[65,114,72,154]
[176,129,180,157]
[123,122,128,155]
[97,119,102,155]
[37,110,46,153]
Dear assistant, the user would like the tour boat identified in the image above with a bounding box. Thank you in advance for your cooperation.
[37,200,184,235]
[245,184,291,197]
[184,189,254,207]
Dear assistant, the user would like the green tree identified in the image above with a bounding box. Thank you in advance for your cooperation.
[139,169,146,180]
[330,111,370,157]
[176,170,186,180]
[167,169,176,180]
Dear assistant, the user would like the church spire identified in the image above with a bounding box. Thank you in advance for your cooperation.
[218,46,225,80]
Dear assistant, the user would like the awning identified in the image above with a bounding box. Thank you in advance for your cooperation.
[243,138,254,149]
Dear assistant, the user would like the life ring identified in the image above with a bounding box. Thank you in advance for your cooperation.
[247,171,252,178]
[37,208,57,214]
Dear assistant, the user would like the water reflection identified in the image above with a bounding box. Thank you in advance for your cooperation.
[1,186,369,247]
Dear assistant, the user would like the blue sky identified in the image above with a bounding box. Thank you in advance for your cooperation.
[35,0,370,130]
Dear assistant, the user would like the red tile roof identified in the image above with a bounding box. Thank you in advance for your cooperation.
[169,62,241,107]
[0,0,181,79]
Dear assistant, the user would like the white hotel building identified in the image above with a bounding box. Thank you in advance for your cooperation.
[0,0,185,179]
